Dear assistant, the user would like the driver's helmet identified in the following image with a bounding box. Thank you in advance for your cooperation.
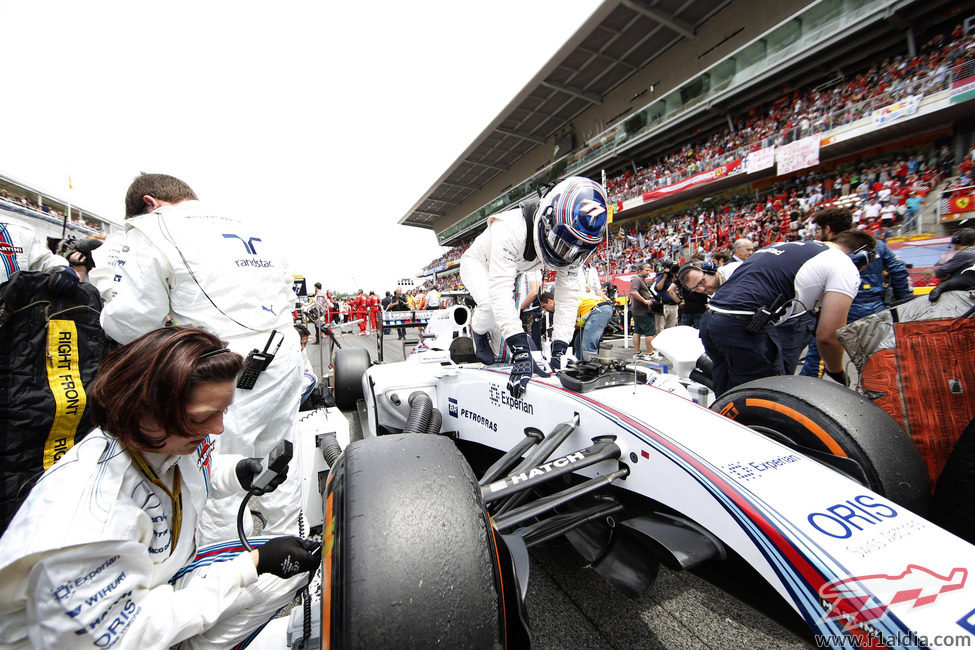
[534,177,608,269]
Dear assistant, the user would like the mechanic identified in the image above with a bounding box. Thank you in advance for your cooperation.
[699,230,875,397]
[934,228,975,282]
[574,292,615,361]
[294,323,318,406]
[99,173,304,545]
[0,327,317,650]
[799,207,912,377]
[929,258,975,301]
[515,269,544,350]
[676,259,740,297]
[459,176,608,397]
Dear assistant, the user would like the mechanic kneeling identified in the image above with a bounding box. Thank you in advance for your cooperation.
[0,327,317,650]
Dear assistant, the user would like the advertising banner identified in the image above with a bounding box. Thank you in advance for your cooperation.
[872,95,920,125]
[777,136,820,175]
[745,146,775,174]
[641,159,743,202]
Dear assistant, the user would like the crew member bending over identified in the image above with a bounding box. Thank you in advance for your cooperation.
[0,327,317,650]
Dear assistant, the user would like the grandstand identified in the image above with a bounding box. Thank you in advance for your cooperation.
[0,172,119,242]
[404,0,975,280]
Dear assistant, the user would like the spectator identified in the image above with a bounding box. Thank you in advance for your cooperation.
[628,263,659,359]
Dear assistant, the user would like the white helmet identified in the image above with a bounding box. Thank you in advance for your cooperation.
[533,177,608,268]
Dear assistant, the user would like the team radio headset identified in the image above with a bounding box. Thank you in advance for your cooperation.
[158,213,283,390]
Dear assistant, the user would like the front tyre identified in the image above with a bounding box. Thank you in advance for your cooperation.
[322,434,512,648]
[712,376,929,515]
[332,348,369,412]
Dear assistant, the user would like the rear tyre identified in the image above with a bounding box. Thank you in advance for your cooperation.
[712,376,929,514]
[322,434,508,648]
[332,348,369,412]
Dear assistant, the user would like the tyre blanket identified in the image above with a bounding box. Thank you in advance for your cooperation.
[0,271,105,532]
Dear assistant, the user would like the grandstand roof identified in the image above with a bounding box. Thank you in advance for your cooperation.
[399,0,732,230]
[402,0,963,245]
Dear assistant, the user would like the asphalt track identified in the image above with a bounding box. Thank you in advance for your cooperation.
[307,323,814,648]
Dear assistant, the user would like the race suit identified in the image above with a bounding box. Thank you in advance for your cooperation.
[0,217,69,283]
[0,430,306,649]
[99,201,303,544]
[460,207,580,353]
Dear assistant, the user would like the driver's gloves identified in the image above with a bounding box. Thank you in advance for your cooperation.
[506,333,549,398]
[549,340,569,372]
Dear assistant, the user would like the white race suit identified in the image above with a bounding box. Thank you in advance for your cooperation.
[99,201,303,544]
[460,207,580,349]
[0,430,306,649]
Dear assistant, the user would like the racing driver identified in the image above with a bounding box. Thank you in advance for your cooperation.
[460,176,608,398]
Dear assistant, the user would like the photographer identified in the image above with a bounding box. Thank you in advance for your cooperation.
[653,262,682,331]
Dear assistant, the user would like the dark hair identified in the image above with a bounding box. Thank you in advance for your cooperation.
[812,207,853,235]
[89,327,242,449]
[952,228,975,246]
[539,291,555,304]
[314,282,322,289]
[294,324,310,338]
[832,229,876,253]
[124,173,198,218]
[711,250,731,264]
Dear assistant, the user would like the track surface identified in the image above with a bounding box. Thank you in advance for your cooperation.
[308,324,812,648]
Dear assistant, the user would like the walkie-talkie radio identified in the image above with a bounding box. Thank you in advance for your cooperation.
[237,331,283,390]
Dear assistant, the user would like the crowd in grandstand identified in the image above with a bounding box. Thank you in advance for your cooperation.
[0,188,107,233]
[604,28,975,204]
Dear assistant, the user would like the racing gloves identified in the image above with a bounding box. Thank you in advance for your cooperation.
[506,332,549,398]
[549,340,569,372]
[236,458,289,495]
[257,536,320,578]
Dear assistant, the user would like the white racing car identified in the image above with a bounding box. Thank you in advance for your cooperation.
[292,304,975,649]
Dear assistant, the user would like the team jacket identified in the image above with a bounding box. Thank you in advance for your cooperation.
[100,200,297,345]
[0,430,252,649]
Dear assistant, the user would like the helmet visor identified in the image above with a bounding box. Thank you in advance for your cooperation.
[543,219,600,266]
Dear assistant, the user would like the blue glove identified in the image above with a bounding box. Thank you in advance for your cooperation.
[506,333,549,398]
[549,340,569,372]
[47,267,79,296]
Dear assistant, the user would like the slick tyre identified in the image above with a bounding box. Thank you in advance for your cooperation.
[322,433,507,648]
[712,376,929,515]
[332,348,369,412]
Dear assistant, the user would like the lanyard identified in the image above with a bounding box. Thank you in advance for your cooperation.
[125,447,183,554]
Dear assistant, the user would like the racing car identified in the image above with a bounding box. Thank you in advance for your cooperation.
[298,304,975,649]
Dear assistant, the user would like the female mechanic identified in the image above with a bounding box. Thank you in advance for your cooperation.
[0,326,318,649]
